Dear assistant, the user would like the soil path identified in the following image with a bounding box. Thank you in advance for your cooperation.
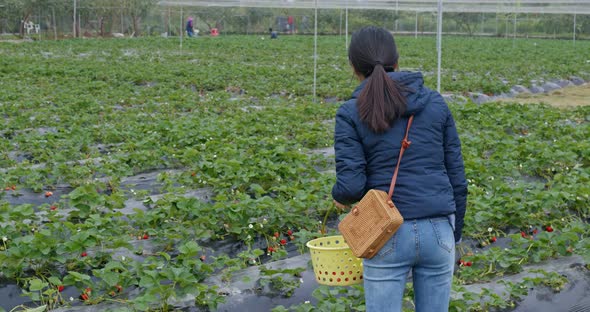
[495,83,590,108]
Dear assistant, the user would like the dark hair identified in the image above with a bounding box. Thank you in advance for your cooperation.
[349,26,407,133]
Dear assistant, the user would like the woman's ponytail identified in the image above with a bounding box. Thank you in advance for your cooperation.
[349,27,407,133]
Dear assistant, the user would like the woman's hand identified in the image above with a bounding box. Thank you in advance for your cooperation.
[333,200,350,211]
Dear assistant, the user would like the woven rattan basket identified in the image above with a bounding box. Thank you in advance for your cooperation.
[306,235,363,286]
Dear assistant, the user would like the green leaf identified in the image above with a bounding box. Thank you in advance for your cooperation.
[104,261,126,272]
[158,251,171,262]
[48,276,62,287]
[102,271,119,287]
[66,271,91,282]
[24,306,46,312]
[178,241,201,256]
[29,279,47,291]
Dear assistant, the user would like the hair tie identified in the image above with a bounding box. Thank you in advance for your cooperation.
[374,61,383,67]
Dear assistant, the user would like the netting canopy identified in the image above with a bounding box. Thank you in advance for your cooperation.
[157,0,589,96]
[159,1,590,15]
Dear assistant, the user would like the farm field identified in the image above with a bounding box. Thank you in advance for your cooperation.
[0,35,589,312]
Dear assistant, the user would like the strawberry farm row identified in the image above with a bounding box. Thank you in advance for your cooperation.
[0,36,589,311]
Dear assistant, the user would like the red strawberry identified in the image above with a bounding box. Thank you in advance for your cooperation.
[50,205,57,211]
[80,293,89,301]
[465,261,473,267]
[287,229,293,236]
[81,251,88,257]
[143,234,149,240]
[11,185,16,191]
[521,231,527,238]
[457,259,464,266]
[274,232,280,238]
[267,247,275,253]
[532,229,538,235]
[490,237,497,243]
[45,191,53,198]
[280,239,287,245]
[546,226,554,232]
[58,285,65,292]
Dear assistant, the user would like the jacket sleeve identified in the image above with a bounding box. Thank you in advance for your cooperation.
[443,104,468,243]
[331,105,367,205]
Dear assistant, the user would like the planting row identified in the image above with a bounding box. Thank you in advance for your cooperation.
[0,37,589,311]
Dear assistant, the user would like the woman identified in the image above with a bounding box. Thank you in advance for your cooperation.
[332,26,467,312]
[186,17,194,37]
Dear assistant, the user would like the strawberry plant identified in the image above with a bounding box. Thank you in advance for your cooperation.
[0,35,588,311]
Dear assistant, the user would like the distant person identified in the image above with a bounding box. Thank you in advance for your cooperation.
[186,17,194,37]
[269,28,278,39]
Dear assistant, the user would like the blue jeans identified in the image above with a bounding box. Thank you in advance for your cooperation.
[363,216,455,312]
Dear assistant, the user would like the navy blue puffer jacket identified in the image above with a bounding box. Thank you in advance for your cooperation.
[331,71,468,242]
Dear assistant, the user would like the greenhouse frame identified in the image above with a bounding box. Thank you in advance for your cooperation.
[159,0,590,95]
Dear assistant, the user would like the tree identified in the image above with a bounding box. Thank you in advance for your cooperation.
[121,0,157,36]
[194,7,237,31]
[2,0,46,36]
[448,13,479,36]
[85,0,119,36]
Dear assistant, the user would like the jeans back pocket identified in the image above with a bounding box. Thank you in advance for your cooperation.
[431,218,454,253]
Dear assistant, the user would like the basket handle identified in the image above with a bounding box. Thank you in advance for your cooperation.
[388,115,414,198]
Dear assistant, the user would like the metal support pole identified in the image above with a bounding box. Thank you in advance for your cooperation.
[415,11,418,39]
[505,16,508,38]
[495,13,498,35]
[52,7,57,40]
[73,0,76,38]
[436,1,443,93]
[38,8,41,40]
[480,12,484,34]
[395,1,399,31]
[339,9,342,37]
[180,7,183,49]
[345,6,348,49]
[574,14,576,46]
[313,0,318,102]
[513,12,517,47]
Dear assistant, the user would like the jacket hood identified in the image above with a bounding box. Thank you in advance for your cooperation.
[350,71,428,117]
